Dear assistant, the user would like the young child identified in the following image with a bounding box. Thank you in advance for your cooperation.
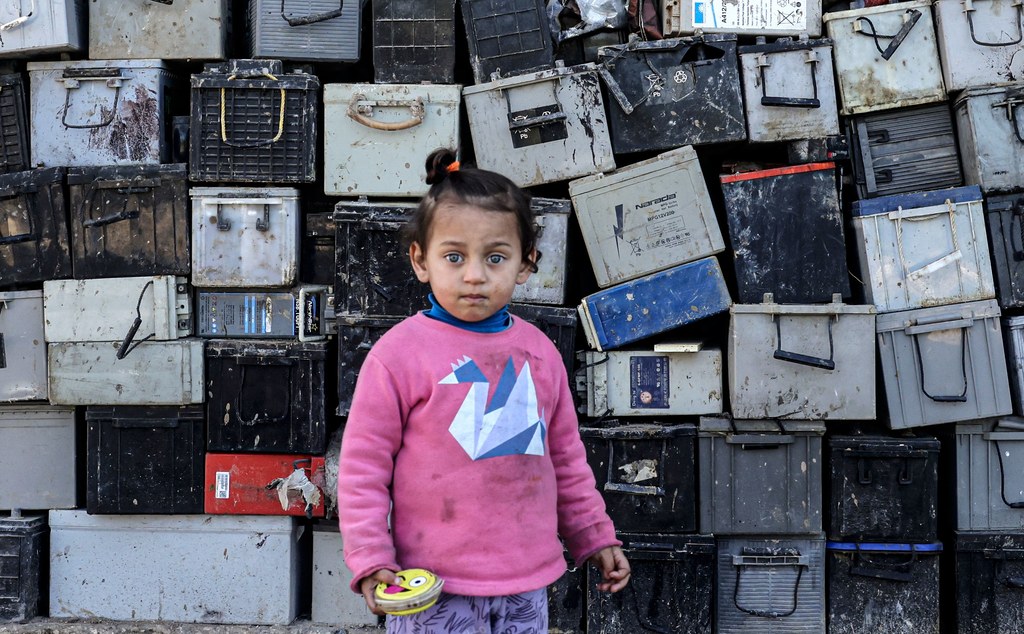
[337,149,630,632]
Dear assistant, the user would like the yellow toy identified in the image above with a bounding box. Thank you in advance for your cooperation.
[374,568,445,616]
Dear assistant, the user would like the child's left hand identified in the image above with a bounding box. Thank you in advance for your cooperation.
[588,545,630,593]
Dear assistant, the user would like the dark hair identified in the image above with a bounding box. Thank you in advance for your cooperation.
[401,148,540,272]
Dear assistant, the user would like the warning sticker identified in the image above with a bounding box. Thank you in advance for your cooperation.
[692,0,807,30]
[630,356,670,409]
[215,471,231,499]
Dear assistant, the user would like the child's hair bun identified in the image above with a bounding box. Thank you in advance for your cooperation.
[425,148,459,185]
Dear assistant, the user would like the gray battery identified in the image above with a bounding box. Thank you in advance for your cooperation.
[89,0,230,60]
[324,83,462,197]
[0,290,46,402]
[956,417,1024,531]
[699,417,824,535]
[514,198,571,305]
[248,0,361,62]
[0,405,77,510]
[190,187,300,288]
[0,0,85,58]
[876,299,1012,429]
[739,37,840,143]
[664,0,822,37]
[729,294,876,421]
[576,345,723,418]
[955,82,1024,194]
[48,511,301,624]
[569,146,723,288]
[197,286,328,341]
[43,276,191,343]
[28,60,180,167]
[934,0,1024,92]
[312,522,377,627]
[716,535,826,634]
[823,1,945,116]
[1005,315,1024,413]
[463,62,615,187]
[48,339,205,406]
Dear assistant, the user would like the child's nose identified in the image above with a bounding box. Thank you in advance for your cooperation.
[463,258,487,283]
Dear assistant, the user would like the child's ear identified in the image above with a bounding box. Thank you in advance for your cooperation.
[409,242,430,283]
[516,248,538,284]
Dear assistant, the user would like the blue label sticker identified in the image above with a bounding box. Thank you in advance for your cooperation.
[694,1,707,24]
[630,355,670,409]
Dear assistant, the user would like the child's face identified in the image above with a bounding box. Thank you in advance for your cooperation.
[409,202,534,322]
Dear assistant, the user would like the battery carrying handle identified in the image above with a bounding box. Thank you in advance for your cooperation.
[756,48,821,108]
[0,0,34,31]
[116,280,156,360]
[281,0,345,26]
[219,74,286,148]
[907,314,971,403]
[1008,200,1024,261]
[848,547,917,582]
[59,69,127,130]
[853,9,922,61]
[733,548,807,618]
[773,313,836,370]
[347,94,425,131]
[963,0,1024,46]
[0,186,37,245]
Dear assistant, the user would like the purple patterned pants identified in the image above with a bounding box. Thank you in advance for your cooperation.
[385,588,549,634]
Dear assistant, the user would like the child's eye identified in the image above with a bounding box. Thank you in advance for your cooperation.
[445,253,463,264]
[487,254,506,265]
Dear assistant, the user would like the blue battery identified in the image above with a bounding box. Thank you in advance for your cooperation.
[578,257,732,351]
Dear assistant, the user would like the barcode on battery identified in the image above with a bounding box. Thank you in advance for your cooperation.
[215,471,230,499]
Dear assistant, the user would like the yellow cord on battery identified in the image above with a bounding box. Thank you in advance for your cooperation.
[220,73,286,144]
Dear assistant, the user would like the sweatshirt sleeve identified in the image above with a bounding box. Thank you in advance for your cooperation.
[545,359,621,565]
[337,352,405,593]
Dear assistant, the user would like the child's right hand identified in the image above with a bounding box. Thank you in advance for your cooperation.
[359,568,399,616]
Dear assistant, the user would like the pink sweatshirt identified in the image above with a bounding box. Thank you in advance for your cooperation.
[338,313,620,596]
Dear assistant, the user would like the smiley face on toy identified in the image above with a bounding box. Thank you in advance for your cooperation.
[374,568,445,616]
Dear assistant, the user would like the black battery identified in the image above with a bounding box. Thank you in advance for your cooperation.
[86,406,205,515]
[206,339,327,454]
[0,168,70,288]
[0,513,44,622]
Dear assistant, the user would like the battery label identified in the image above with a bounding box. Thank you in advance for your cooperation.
[215,471,230,499]
[613,191,697,259]
[692,0,807,30]
[630,355,670,409]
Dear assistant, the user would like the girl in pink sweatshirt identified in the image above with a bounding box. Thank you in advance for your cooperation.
[337,149,630,633]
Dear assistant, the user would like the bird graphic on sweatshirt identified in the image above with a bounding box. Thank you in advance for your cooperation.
[440,356,547,460]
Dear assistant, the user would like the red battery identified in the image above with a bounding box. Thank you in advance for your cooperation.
[205,453,327,517]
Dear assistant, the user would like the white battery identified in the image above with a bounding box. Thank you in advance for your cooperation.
[851,186,994,313]
[324,83,462,197]
[49,511,301,625]
[739,37,840,142]
[43,276,191,343]
[954,82,1024,194]
[876,299,1012,429]
[89,0,230,60]
[729,294,877,420]
[823,1,945,115]
[312,523,378,627]
[28,59,179,167]
[513,198,571,305]
[191,187,300,287]
[0,405,76,510]
[0,290,46,402]
[463,62,615,187]
[48,339,205,406]
[663,0,822,37]
[569,146,723,288]
[576,344,723,417]
[934,0,1024,92]
[0,0,85,58]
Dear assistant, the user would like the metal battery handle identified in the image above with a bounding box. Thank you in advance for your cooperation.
[0,0,34,31]
[992,96,1024,143]
[208,198,280,232]
[856,455,922,485]
[732,549,807,618]
[508,111,567,130]
[756,49,821,108]
[59,69,128,129]
[773,313,836,370]
[78,178,158,228]
[281,0,344,26]
[963,0,1024,46]
[852,9,922,61]
[235,363,292,426]
[725,434,795,448]
[989,437,1024,508]
[907,317,971,402]
[347,94,424,131]
[0,188,36,245]
[848,548,916,582]
[1009,200,1024,260]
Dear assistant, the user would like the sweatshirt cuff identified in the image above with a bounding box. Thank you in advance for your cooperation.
[345,544,401,594]
[564,520,621,568]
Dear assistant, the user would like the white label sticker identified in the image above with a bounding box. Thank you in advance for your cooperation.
[692,0,807,30]
[215,471,230,499]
